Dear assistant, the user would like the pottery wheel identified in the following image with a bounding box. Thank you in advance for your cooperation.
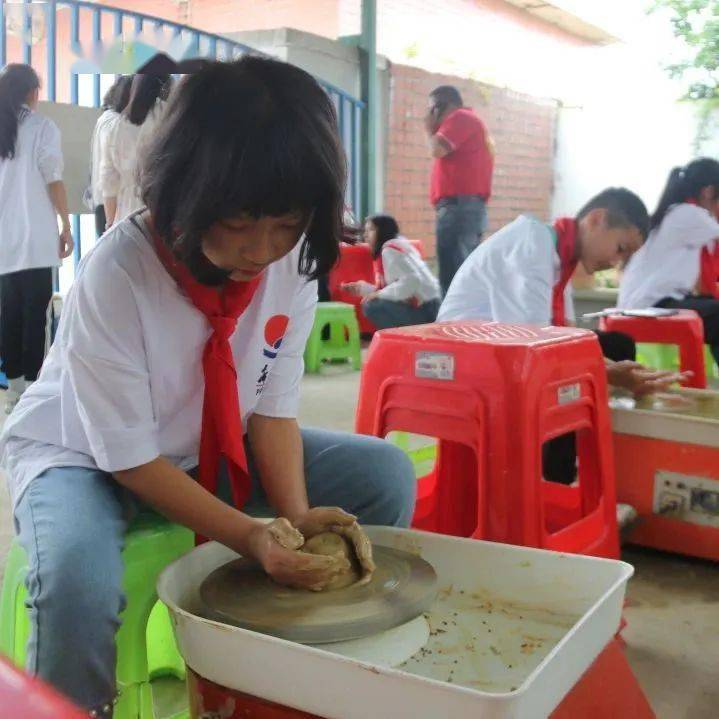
[199,545,437,644]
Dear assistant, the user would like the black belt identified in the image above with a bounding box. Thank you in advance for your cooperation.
[437,194,486,206]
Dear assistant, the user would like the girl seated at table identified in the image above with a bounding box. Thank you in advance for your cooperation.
[618,158,719,364]
[343,214,441,329]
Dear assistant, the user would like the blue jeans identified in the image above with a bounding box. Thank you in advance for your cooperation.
[435,196,488,296]
[362,298,440,330]
[13,428,415,712]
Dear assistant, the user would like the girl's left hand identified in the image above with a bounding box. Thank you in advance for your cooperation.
[292,506,356,538]
[292,508,376,582]
[361,291,379,304]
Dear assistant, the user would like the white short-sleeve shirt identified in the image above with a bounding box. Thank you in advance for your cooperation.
[0,109,64,274]
[438,214,571,326]
[618,203,719,309]
[0,214,317,508]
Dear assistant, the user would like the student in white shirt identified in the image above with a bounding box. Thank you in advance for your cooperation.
[100,72,172,228]
[439,188,689,484]
[618,158,719,364]
[87,75,132,236]
[1,57,415,715]
[343,214,441,328]
[0,64,74,415]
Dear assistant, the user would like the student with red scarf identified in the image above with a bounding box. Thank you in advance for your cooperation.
[439,188,689,483]
[0,57,415,715]
[342,214,441,329]
[618,158,719,364]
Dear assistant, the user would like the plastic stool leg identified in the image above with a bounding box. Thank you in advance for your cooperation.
[304,326,322,373]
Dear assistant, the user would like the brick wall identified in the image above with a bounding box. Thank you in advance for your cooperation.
[386,64,557,258]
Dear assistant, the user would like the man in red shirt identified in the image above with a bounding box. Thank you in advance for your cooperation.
[425,85,494,294]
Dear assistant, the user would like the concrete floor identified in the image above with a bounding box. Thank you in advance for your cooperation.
[1,368,718,718]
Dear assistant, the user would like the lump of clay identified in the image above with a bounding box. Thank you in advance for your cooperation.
[301,532,361,591]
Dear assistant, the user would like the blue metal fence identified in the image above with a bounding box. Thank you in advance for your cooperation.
[1,0,364,273]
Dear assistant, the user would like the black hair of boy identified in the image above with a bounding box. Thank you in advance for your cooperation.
[651,158,719,231]
[368,214,400,258]
[577,187,650,241]
[141,56,346,284]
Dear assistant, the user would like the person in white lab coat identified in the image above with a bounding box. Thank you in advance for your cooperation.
[86,75,132,236]
[0,64,74,414]
[343,214,441,328]
[618,158,719,364]
[100,71,172,227]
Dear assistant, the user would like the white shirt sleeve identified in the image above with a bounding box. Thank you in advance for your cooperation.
[62,250,159,472]
[376,247,416,301]
[254,278,318,418]
[37,118,63,184]
[100,116,121,199]
[670,204,719,249]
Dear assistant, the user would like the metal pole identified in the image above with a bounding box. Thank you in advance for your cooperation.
[359,0,377,217]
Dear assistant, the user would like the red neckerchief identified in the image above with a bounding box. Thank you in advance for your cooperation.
[686,199,719,298]
[151,228,261,536]
[552,218,578,326]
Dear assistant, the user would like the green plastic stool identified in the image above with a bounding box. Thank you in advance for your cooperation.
[387,431,438,479]
[636,343,719,380]
[0,512,193,719]
[304,302,361,373]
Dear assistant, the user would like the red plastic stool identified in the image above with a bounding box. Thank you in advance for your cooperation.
[355,321,620,558]
[328,243,376,334]
[600,310,706,388]
[0,658,87,718]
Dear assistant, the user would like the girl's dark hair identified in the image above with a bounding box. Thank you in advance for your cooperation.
[576,187,650,241]
[103,75,132,114]
[367,214,400,259]
[141,56,346,283]
[651,158,719,231]
[0,64,40,160]
[125,72,172,125]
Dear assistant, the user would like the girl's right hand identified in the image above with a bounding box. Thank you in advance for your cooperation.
[245,518,351,592]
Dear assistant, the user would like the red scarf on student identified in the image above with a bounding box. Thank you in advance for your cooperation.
[686,199,719,298]
[551,218,578,326]
[152,230,261,519]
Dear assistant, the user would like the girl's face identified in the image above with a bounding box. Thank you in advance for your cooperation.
[698,185,719,222]
[364,220,378,250]
[201,212,307,282]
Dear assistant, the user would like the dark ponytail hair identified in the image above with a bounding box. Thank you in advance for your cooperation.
[651,158,719,231]
[367,214,400,258]
[124,73,172,126]
[102,75,132,114]
[0,64,40,159]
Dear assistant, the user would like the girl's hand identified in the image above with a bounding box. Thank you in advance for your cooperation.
[291,506,356,538]
[246,518,350,592]
[59,227,74,259]
[293,508,375,583]
[341,281,361,296]
[361,291,379,304]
